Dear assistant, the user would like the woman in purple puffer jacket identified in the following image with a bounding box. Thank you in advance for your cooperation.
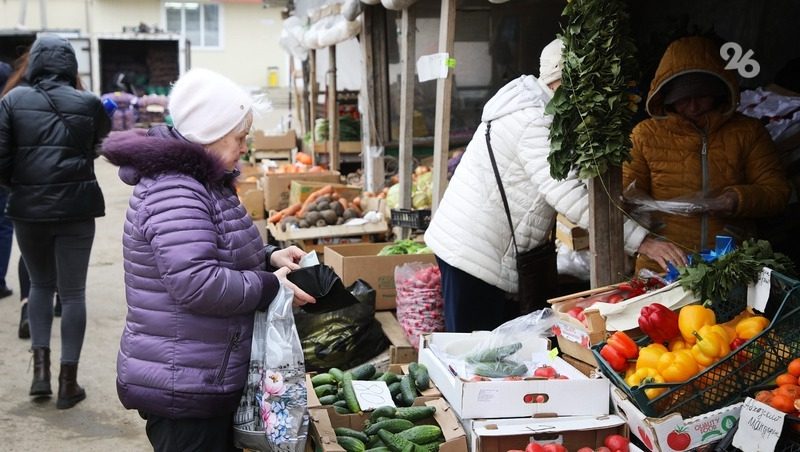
[102,68,314,452]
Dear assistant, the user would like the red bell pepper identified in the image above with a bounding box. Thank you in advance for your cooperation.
[638,302,680,344]
[600,331,639,372]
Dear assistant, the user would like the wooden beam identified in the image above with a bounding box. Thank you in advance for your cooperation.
[588,167,626,287]
[308,49,318,163]
[396,5,417,239]
[371,7,390,146]
[359,6,385,194]
[327,45,340,172]
[431,0,456,212]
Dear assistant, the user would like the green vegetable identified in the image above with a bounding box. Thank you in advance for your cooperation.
[473,359,528,378]
[376,429,419,452]
[329,367,345,383]
[377,372,400,385]
[351,363,377,380]
[377,240,429,256]
[396,425,443,445]
[364,419,415,436]
[413,364,429,391]
[370,405,397,422]
[335,427,369,444]
[399,374,417,406]
[337,435,366,452]
[466,342,522,363]
[311,373,337,387]
[388,381,402,397]
[365,448,392,452]
[314,384,337,398]
[394,406,436,422]
[318,394,339,405]
[342,372,361,413]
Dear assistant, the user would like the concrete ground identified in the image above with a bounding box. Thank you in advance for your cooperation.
[0,157,151,450]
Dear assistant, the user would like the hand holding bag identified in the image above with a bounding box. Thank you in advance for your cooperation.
[485,121,559,315]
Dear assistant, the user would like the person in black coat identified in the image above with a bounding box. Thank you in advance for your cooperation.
[0,60,14,301]
[0,34,111,409]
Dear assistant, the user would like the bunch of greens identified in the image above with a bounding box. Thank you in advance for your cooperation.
[545,0,639,180]
[377,240,431,256]
[678,239,797,305]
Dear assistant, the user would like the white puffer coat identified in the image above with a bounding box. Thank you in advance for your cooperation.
[425,75,648,292]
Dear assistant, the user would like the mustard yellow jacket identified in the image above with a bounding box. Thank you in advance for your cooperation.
[623,37,791,271]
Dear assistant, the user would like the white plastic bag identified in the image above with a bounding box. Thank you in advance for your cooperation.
[233,284,309,452]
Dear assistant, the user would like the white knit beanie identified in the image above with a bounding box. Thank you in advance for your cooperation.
[539,38,565,85]
[168,68,253,145]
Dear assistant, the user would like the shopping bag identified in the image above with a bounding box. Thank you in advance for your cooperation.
[395,262,445,350]
[233,284,309,452]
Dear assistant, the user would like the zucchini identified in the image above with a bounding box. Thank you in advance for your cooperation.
[370,405,397,422]
[318,394,339,405]
[396,425,443,445]
[311,372,337,387]
[342,372,361,414]
[394,406,436,422]
[314,384,337,398]
[399,375,417,407]
[364,419,415,436]
[466,342,522,363]
[337,435,366,452]
[376,430,419,452]
[329,367,345,383]
[334,427,370,444]
[351,363,377,380]
[413,364,430,391]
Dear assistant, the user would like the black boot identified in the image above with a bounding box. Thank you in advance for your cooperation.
[18,300,30,339]
[57,363,86,409]
[30,347,52,396]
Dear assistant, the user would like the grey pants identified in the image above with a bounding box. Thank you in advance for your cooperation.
[14,219,95,363]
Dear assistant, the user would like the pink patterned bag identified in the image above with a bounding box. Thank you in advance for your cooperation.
[394,262,445,349]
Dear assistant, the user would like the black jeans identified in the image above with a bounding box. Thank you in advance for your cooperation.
[142,411,241,452]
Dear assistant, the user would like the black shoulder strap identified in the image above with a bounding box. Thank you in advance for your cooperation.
[485,121,519,256]
[36,86,80,149]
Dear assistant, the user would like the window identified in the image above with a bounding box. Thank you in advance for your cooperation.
[164,2,221,48]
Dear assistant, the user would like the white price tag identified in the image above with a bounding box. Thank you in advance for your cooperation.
[747,267,772,312]
[416,53,450,82]
[352,380,396,411]
[732,397,784,452]
[299,250,320,268]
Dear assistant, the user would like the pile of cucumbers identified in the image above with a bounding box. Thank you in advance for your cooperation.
[465,342,528,378]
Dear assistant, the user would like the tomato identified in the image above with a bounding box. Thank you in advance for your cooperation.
[525,444,545,452]
[788,358,800,377]
[576,448,595,452]
[533,365,558,379]
[542,445,567,452]
[604,434,629,452]
[596,448,611,452]
[568,306,586,322]
[607,294,625,304]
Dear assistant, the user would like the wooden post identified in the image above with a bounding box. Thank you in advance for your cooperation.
[359,6,384,194]
[588,167,626,287]
[397,5,417,238]
[327,45,340,172]
[308,49,318,164]
[431,0,456,212]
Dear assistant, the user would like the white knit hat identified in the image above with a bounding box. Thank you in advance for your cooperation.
[539,38,565,85]
[168,68,253,145]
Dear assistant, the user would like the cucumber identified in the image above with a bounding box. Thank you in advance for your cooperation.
[372,371,384,380]
[407,362,420,381]
[366,435,387,449]
[413,364,430,390]
[314,384,337,398]
[376,430,419,452]
[337,435,366,452]
[365,448,391,452]
[396,425,443,445]
[329,367,345,383]
[399,374,417,406]
[388,381,402,397]
[333,399,348,408]
[364,419,415,436]
[370,405,397,422]
[466,342,523,363]
[472,360,528,378]
[334,405,351,414]
[419,442,443,452]
[394,406,436,422]
[318,394,339,405]
[334,427,369,444]
[342,372,361,414]
[311,372,337,387]
[377,372,400,385]
[351,363,377,380]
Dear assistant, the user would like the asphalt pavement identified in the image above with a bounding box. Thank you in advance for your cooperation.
[0,157,151,451]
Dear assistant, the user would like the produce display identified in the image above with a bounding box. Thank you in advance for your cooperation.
[377,240,432,256]
[269,185,365,231]
[564,277,665,326]
[507,434,629,452]
[753,357,800,414]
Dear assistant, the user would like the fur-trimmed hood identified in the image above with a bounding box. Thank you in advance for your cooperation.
[101,125,235,186]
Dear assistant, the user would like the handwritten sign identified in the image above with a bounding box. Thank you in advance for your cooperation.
[352,380,395,411]
[747,267,772,312]
[732,397,784,452]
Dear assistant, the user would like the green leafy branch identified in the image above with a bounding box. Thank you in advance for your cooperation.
[546,0,639,180]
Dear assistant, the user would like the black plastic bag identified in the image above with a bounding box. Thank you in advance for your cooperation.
[294,278,389,372]
[287,264,360,313]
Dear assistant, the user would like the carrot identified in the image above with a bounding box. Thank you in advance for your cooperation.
[338,197,349,210]
[268,202,302,224]
[298,185,334,217]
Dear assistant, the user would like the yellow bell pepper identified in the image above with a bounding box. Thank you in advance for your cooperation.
[637,343,668,370]
[735,316,769,340]
[657,349,699,382]
[679,305,716,344]
[705,324,732,344]
[690,326,730,367]
[668,337,689,351]
[625,367,667,399]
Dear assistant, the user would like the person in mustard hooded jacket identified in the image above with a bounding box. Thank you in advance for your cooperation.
[623,36,791,272]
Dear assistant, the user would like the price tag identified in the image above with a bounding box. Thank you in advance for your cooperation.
[747,267,772,312]
[732,397,784,452]
[416,53,450,82]
[352,380,396,411]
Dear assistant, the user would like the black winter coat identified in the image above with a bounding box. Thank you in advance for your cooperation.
[0,35,110,222]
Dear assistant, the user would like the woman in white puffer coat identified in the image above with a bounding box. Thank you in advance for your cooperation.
[425,39,649,332]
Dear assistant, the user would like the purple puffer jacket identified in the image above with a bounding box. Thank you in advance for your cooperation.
[102,126,280,419]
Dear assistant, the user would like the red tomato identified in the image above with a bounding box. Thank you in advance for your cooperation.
[525,444,545,452]
[607,293,625,304]
[568,306,586,322]
[576,448,595,452]
[596,448,611,452]
[533,365,558,379]
[604,434,629,452]
[542,445,568,452]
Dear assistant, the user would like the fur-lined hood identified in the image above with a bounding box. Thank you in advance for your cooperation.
[101,125,235,186]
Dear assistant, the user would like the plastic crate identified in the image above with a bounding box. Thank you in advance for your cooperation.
[390,208,431,230]
[594,271,800,419]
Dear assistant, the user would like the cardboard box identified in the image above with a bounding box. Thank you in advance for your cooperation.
[375,311,417,364]
[308,398,468,452]
[240,188,265,220]
[262,171,341,211]
[418,333,611,419]
[468,414,632,452]
[612,387,741,452]
[556,213,589,250]
[252,129,297,151]
[324,243,437,311]
[288,180,362,207]
[549,282,695,366]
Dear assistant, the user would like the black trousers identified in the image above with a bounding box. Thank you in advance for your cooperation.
[141,411,241,452]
